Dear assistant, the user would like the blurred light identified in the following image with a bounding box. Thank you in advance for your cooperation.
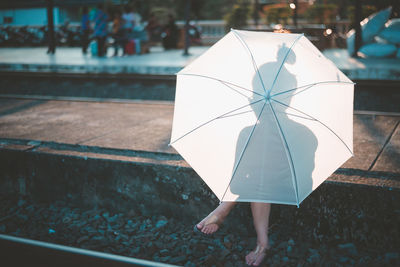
[273,24,283,30]
[324,28,332,36]
[290,3,296,9]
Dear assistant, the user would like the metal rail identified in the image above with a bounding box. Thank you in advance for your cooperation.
[0,234,178,267]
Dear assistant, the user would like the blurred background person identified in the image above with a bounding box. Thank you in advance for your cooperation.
[81,6,90,54]
[93,4,108,57]
[112,10,124,57]
[146,12,162,44]
[122,6,135,35]
[161,14,178,50]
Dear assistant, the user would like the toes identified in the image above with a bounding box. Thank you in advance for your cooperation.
[253,256,264,266]
[245,252,255,265]
[201,224,218,235]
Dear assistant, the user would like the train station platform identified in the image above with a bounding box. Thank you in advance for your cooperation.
[0,98,399,188]
[0,81,399,265]
[0,46,208,77]
[0,46,399,80]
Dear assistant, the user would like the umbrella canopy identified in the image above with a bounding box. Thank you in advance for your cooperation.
[170,30,354,206]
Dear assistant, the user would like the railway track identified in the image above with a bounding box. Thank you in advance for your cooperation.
[0,234,177,267]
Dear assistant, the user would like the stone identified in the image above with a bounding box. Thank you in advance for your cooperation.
[154,240,164,249]
[307,251,320,264]
[159,249,169,256]
[213,238,224,249]
[185,261,196,267]
[338,243,358,257]
[384,252,399,263]
[77,235,89,244]
[155,220,168,228]
[131,247,140,254]
[107,214,118,223]
[277,241,287,249]
[62,216,72,224]
[170,255,187,264]
[160,256,171,262]
[17,199,25,207]
[220,249,230,258]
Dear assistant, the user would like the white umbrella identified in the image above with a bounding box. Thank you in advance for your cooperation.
[170,30,354,206]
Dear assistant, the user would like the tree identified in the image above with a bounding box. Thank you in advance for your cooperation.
[224,0,251,31]
[304,4,338,24]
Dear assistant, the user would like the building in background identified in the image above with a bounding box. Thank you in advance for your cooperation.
[0,0,125,26]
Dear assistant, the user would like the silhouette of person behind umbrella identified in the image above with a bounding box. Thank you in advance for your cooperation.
[229,42,316,205]
[195,43,317,266]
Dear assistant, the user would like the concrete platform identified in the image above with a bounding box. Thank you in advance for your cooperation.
[0,47,399,81]
[0,98,399,189]
[1,98,399,257]
[324,49,400,81]
[0,46,208,76]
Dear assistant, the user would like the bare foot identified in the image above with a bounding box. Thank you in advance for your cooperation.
[245,245,269,266]
[195,213,222,235]
[195,202,235,235]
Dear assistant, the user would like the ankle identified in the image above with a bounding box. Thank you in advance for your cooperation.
[256,239,269,249]
[218,202,235,216]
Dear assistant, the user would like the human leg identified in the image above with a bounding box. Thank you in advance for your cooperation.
[195,201,236,235]
[97,36,106,57]
[82,30,89,54]
[112,35,119,56]
[246,202,271,266]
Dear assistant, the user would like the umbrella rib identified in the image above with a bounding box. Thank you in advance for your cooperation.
[268,100,300,206]
[221,101,267,202]
[270,81,355,99]
[231,30,267,94]
[178,73,264,98]
[279,111,317,121]
[219,109,253,119]
[272,99,354,155]
[268,34,303,98]
[169,99,265,146]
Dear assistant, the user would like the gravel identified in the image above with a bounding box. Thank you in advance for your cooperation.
[1,195,399,266]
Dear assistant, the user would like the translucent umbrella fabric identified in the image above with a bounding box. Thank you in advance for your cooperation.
[170,30,354,206]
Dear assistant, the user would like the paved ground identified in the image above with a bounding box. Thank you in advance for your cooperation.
[0,46,208,76]
[0,46,399,80]
[323,49,400,81]
[0,98,399,186]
